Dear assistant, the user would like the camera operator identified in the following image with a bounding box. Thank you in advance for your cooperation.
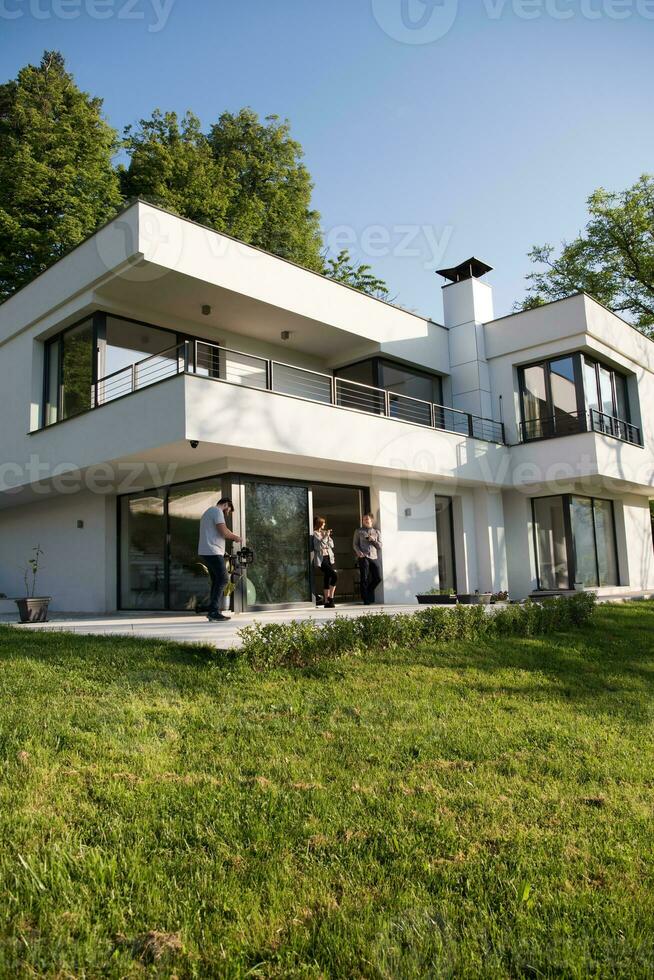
[198,496,242,622]
[313,516,338,609]
[353,512,382,605]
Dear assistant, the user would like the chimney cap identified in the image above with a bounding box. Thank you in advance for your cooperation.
[436,257,493,283]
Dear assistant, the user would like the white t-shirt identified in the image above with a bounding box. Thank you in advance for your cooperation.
[198,505,226,556]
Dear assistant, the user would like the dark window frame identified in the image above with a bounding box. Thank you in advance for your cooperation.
[117,469,370,612]
[335,356,445,406]
[531,493,620,591]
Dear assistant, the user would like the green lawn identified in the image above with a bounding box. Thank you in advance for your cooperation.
[0,603,653,978]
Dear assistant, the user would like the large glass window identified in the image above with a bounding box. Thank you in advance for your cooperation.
[435,496,457,592]
[120,492,166,609]
[533,494,619,590]
[168,483,221,610]
[570,496,598,587]
[102,316,176,378]
[549,357,578,434]
[520,356,582,439]
[55,319,94,421]
[593,498,619,586]
[44,338,61,425]
[533,496,569,590]
[583,356,630,422]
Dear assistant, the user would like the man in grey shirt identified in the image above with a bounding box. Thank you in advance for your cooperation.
[353,512,382,605]
[198,497,242,621]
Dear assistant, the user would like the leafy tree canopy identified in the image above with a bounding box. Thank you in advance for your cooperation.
[0,52,390,303]
[519,175,654,337]
[120,110,228,229]
[324,249,390,301]
[0,51,122,299]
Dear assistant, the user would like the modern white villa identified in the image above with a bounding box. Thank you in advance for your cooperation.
[0,200,652,614]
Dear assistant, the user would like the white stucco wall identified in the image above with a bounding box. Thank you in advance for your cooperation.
[0,491,116,613]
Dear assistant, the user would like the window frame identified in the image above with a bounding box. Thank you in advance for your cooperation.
[531,493,620,590]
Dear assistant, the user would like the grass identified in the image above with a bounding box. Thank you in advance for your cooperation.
[0,602,653,978]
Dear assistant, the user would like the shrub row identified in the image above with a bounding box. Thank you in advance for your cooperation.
[237,592,597,669]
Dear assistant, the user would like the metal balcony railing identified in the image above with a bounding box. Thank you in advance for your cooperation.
[91,338,506,444]
[520,410,642,446]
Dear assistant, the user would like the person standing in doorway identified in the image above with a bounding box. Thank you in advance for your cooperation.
[198,497,242,622]
[313,516,338,609]
[353,512,382,605]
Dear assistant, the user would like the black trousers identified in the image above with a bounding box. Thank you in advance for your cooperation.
[358,557,381,604]
[320,557,338,590]
[204,554,228,615]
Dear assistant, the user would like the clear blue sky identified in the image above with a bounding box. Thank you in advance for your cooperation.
[2,0,653,321]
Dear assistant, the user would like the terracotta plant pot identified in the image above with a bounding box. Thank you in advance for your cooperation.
[15,597,51,623]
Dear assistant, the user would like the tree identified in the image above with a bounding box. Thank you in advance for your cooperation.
[0,51,122,300]
[518,175,654,337]
[324,249,390,301]
[120,110,229,228]
[207,109,324,273]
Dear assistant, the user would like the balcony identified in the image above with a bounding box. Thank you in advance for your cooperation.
[93,339,506,445]
[520,410,642,447]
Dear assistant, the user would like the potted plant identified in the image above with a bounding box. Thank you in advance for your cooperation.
[416,587,457,605]
[15,545,51,623]
[457,590,480,604]
[491,590,510,604]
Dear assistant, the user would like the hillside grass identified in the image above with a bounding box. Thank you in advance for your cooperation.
[0,601,653,978]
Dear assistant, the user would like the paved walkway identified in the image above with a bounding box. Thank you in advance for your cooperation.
[6,591,652,650]
[8,603,421,650]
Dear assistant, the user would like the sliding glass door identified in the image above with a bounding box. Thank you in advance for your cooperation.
[532,494,619,590]
[533,496,570,591]
[120,492,166,608]
[242,481,312,607]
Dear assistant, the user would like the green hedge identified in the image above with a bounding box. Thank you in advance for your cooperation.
[237,592,597,669]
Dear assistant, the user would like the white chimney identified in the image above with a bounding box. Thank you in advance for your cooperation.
[437,257,494,420]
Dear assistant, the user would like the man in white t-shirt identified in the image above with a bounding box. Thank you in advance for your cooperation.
[198,497,242,621]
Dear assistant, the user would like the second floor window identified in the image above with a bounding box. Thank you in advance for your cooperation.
[519,352,633,442]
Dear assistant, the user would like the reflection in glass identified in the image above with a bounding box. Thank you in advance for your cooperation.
[584,358,600,413]
[120,492,166,608]
[44,339,60,425]
[533,496,569,590]
[169,483,221,610]
[599,366,614,417]
[102,316,176,377]
[435,496,456,592]
[570,496,598,587]
[591,498,618,586]
[522,364,548,437]
[61,320,93,419]
[244,482,311,605]
[549,357,578,434]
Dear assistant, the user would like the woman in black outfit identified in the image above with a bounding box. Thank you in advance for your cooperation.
[313,516,338,609]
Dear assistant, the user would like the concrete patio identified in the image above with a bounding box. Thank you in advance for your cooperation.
[4,603,420,650]
[3,591,651,650]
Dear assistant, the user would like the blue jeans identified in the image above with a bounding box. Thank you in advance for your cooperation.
[204,554,228,616]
